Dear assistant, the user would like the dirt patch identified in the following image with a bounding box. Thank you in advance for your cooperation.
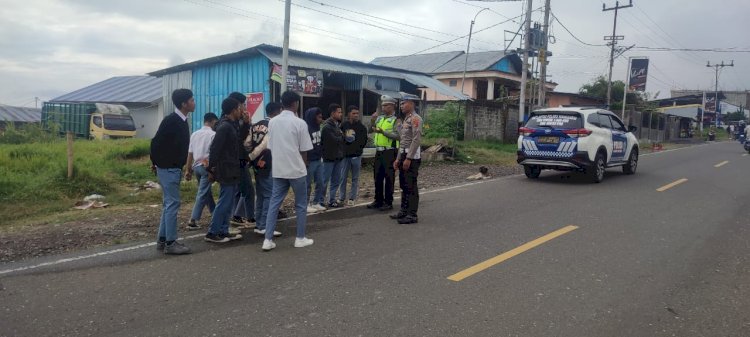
[0,162,520,263]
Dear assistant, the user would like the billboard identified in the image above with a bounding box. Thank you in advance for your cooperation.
[628,58,649,92]
[245,92,265,124]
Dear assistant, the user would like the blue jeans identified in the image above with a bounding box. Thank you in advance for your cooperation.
[190,165,215,221]
[209,183,237,236]
[156,168,181,242]
[323,159,344,204]
[254,173,272,231]
[339,156,362,201]
[233,166,255,219]
[265,177,308,240]
[307,159,325,205]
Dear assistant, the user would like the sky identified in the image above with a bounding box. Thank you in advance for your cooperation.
[1,0,748,107]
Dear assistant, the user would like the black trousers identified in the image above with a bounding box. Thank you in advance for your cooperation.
[373,149,396,206]
[398,158,420,216]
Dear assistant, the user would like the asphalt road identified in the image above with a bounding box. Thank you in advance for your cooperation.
[2,142,750,337]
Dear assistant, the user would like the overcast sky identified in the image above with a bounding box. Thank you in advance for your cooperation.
[1,0,748,107]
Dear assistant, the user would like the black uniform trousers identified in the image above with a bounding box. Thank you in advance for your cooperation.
[398,158,420,216]
[373,149,397,206]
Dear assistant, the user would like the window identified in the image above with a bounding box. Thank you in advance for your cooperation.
[103,115,136,131]
[92,116,103,128]
[525,112,583,129]
[598,114,614,129]
[587,113,601,127]
[609,115,627,131]
[448,80,457,87]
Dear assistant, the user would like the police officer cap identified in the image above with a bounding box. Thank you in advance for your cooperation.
[381,95,397,105]
[400,92,420,101]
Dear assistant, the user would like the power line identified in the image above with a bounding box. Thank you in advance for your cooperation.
[632,46,750,53]
[450,0,523,24]
[377,11,530,65]
[551,13,606,47]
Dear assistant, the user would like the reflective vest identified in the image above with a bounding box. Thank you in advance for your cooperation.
[374,116,399,148]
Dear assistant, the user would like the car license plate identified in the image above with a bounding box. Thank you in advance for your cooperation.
[537,136,559,144]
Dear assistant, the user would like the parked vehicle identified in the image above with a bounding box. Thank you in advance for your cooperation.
[517,107,640,183]
[42,102,136,140]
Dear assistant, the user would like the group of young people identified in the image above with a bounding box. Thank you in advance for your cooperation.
[150,88,422,255]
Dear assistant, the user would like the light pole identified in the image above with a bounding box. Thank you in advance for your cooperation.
[453,7,489,158]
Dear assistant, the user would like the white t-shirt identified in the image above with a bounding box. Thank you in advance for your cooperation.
[188,126,215,168]
[744,125,750,136]
[268,110,313,179]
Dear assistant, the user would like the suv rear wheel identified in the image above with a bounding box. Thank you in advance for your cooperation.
[588,152,605,183]
[623,148,638,174]
[524,165,541,179]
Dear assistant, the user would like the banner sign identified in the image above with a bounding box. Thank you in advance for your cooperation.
[245,92,264,124]
[286,67,324,96]
[628,58,649,92]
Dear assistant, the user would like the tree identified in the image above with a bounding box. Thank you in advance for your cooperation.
[579,75,625,104]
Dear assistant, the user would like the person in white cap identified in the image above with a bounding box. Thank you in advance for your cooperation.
[367,95,401,211]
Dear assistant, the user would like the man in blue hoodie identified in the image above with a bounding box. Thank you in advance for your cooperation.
[304,107,326,212]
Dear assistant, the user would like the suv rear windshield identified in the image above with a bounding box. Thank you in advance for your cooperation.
[104,115,136,131]
[525,112,583,129]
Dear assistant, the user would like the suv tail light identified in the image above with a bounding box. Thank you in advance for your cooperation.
[519,127,534,137]
[563,128,592,138]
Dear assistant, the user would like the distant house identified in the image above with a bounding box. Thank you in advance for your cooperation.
[371,50,556,101]
[49,76,163,139]
[671,89,749,110]
[546,92,605,108]
[0,105,41,131]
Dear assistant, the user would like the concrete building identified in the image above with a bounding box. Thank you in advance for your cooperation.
[371,50,556,101]
[50,76,163,138]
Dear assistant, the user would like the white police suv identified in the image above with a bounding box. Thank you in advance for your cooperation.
[516,107,639,183]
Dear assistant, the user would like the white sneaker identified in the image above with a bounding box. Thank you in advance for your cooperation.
[254,229,282,237]
[346,199,355,206]
[313,204,327,212]
[228,227,241,235]
[262,239,276,251]
[307,205,319,213]
[294,237,314,248]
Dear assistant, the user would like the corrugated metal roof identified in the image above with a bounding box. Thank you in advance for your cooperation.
[371,50,519,74]
[433,51,514,73]
[50,76,162,104]
[148,44,469,100]
[0,105,41,122]
[256,46,469,100]
[370,51,464,74]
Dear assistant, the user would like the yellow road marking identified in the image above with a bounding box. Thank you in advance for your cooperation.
[714,161,729,168]
[447,225,579,282]
[656,178,688,192]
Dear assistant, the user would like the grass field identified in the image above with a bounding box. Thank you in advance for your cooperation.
[0,138,200,228]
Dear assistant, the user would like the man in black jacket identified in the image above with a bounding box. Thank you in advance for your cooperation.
[205,98,244,243]
[321,103,345,208]
[227,92,255,227]
[339,105,368,206]
[150,88,193,255]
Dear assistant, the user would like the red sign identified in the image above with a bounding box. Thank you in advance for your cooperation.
[245,92,264,121]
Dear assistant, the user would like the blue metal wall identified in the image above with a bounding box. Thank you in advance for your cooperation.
[190,54,271,130]
[489,57,515,74]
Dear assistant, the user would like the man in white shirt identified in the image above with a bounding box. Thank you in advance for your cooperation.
[185,112,219,230]
[262,91,315,251]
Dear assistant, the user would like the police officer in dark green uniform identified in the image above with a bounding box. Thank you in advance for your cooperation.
[367,95,400,211]
[390,93,422,224]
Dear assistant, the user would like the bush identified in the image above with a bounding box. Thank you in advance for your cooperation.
[425,102,464,140]
[0,122,60,144]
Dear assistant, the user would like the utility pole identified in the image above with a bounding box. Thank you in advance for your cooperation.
[34,97,39,109]
[537,0,551,108]
[519,0,533,123]
[281,0,291,96]
[603,0,632,108]
[706,60,734,127]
